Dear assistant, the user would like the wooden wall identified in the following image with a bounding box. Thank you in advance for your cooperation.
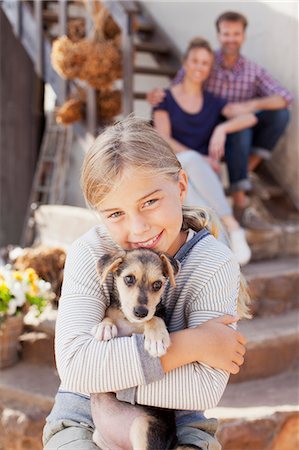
[0,10,44,246]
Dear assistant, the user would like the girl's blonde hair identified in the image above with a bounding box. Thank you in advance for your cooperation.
[81,116,251,319]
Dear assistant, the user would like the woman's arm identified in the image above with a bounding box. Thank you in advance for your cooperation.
[208,113,257,161]
[153,110,190,154]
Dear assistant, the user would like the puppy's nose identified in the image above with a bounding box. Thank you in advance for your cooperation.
[133,306,148,318]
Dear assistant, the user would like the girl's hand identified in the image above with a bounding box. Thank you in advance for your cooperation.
[208,125,227,161]
[192,315,247,374]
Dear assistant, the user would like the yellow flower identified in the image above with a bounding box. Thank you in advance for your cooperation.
[13,271,23,281]
[25,268,38,283]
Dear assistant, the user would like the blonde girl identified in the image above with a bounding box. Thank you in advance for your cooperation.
[43,117,249,450]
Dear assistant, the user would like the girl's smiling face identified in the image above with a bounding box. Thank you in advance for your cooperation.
[98,166,188,256]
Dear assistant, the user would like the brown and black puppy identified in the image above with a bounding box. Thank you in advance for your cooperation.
[92,248,179,357]
[91,249,195,450]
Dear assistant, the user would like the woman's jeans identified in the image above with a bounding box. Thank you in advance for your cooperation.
[225,109,290,192]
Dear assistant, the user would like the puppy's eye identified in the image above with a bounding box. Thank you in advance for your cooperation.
[124,275,136,286]
[152,280,163,291]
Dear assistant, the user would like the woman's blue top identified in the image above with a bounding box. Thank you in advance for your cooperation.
[153,89,227,155]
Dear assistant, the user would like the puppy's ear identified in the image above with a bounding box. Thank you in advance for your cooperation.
[160,254,180,287]
[97,251,125,285]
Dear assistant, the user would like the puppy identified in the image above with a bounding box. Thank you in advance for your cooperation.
[92,248,179,357]
[91,248,195,450]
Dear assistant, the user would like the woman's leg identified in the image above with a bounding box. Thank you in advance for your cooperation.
[177,151,251,265]
[176,150,232,218]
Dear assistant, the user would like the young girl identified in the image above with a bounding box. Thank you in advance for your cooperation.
[43,117,249,450]
[153,37,257,266]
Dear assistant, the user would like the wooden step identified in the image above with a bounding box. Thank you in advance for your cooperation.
[135,16,155,34]
[134,65,177,77]
[134,91,147,100]
[134,41,170,54]
[248,221,299,261]
[231,312,299,383]
[0,362,58,450]
[207,368,299,450]
[243,257,299,317]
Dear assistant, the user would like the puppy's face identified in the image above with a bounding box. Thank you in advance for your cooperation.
[97,249,179,323]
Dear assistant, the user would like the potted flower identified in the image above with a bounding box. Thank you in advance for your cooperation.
[0,266,55,368]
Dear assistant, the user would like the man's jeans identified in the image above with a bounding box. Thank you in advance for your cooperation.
[225,109,290,192]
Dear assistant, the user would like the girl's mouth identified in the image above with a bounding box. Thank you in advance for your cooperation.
[131,231,163,249]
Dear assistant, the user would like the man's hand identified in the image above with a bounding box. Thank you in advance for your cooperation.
[208,125,227,161]
[146,88,166,107]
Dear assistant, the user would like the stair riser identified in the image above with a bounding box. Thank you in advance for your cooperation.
[217,412,299,450]
[248,273,299,317]
[248,226,299,261]
[20,334,55,367]
[230,335,299,383]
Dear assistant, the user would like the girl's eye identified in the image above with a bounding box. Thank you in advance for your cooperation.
[152,280,163,292]
[108,211,123,219]
[124,275,136,286]
[143,199,158,208]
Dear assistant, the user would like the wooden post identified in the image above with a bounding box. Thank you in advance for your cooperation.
[34,0,43,79]
[59,0,68,104]
[85,0,97,136]
[122,12,134,116]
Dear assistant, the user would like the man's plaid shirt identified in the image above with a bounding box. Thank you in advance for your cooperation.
[173,50,293,104]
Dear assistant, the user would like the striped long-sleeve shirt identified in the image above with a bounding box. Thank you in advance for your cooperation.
[55,224,240,411]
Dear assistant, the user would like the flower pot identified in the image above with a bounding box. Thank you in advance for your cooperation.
[0,315,24,369]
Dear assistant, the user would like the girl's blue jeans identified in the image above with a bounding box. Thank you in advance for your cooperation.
[225,109,290,192]
[43,391,221,449]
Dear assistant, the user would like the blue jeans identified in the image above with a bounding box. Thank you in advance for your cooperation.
[225,109,290,192]
[43,391,221,449]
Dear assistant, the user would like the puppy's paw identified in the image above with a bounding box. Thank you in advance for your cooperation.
[91,320,118,341]
[144,325,170,357]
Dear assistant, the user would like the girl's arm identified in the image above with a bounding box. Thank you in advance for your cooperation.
[161,314,245,374]
[208,113,257,161]
[128,252,243,411]
[55,236,165,393]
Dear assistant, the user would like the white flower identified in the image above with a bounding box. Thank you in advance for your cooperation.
[7,298,18,315]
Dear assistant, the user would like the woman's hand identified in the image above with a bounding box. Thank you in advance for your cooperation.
[202,155,221,173]
[208,125,227,162]
[192,315,247,374]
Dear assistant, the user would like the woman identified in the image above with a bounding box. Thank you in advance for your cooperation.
[153,37,257,266]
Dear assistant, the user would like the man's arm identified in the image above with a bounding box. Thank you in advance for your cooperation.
[223,95,288,117]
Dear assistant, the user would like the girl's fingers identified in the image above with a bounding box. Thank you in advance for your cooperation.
[237,332,247,345]
[234,353,244,367]
[229,362,240,375]
[237,343,246,356]
[215,314,240,325]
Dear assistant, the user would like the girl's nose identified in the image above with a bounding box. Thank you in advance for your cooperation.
[130,215,150,235]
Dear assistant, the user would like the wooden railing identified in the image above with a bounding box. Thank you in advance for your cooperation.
[102,1,138,115]
[1,0,139,137]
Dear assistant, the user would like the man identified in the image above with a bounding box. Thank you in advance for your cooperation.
[147,11,292,230]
